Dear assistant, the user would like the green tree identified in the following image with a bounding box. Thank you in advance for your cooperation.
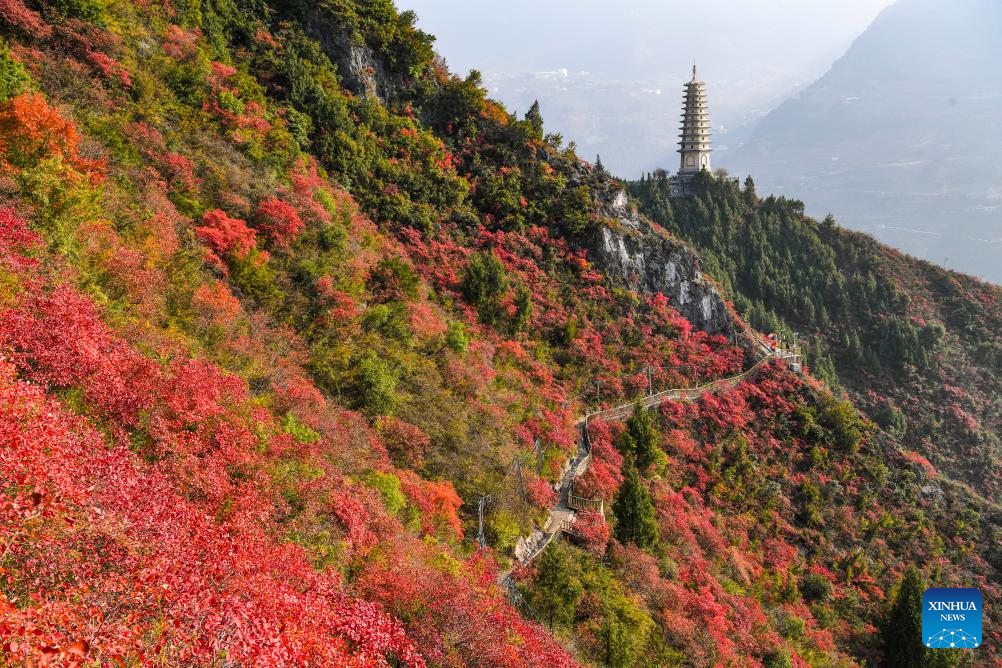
[0,45,30,103]
[880,567,961,667]
[351,352,398,415]
[462,250,507,326]
[512,283,533,333]
[819,398,869,453]
[743,175,757,207]
[528,543,583,630]
[619,406,661,472]
[525,100,544,140]
[612,463,659,548]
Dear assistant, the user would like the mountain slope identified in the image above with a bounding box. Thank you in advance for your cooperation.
[728,0,1002,283]
[631,173,1002,503]
[0,0,999,666]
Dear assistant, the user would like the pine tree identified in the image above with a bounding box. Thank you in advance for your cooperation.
[623,406,660,472]
[595,154,606,175]
[743,175,757,207]
[528,543,583,630]
[881,567,961,667]
[525,100,544,140]
[612,462,659,548]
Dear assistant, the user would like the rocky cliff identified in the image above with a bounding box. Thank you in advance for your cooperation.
[301,9,397,101]
[583,189,734,335]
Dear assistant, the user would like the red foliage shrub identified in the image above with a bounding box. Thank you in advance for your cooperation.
[0,0,51,38]
[408,301,448,338]
[357,553,575,667]
[572,419,624,499]
[255,196,304,248]
[902,450,937,478]
[377,416,432,470]
[526,475,557,510]
[195,208,257,259]
[0,360,423,666]
[162,24,198,61]
[85,50,132,87]
[192,279,242,326]
[0,206,41,271]
[573,510,610,555]
[0,286,160,429]
[398,471,463,539]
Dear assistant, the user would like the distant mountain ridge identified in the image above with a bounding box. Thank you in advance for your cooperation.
[728,0,1002,283]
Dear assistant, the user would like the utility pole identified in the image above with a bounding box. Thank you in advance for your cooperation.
[477,496,487,549]
[514,458,527,506]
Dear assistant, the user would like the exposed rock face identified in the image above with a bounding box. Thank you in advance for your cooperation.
[583,189,734,335]
[301,11,396,101]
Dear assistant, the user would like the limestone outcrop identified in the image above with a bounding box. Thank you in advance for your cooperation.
[581,189,734,335]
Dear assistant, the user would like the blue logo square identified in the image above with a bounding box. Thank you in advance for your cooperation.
[922,588,982,649]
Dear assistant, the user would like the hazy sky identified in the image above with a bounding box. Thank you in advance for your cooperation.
[396,0,896,111]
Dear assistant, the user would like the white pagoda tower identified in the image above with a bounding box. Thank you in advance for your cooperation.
[664,64,735,196]
[678,63,711,175]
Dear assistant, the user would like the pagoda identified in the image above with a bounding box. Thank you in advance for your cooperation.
[668,63,719,197]
[678,63,711,175]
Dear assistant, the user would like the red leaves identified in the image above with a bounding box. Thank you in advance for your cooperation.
[526,476,556,510]
[398,471,463,539]
[254,196,304,248]
[84,50,132,88]
[377,416,431,470]
[0,285,160,427]
[64,640,89,658]
[195,208,257,259]
[0,0,51,38]
[0,206,41,272]
[572,510,609,555]
[357,554,575,668]
[0,340,424,666]
[902,450,937,478]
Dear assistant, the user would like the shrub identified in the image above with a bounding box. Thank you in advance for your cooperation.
[368,256,419,302]
[376,416,431,470]
[486,510,521,555]
[352,352,398,415]
[444,320,469,353]
[819,397,869,453]
[281,412,321,444]
[195,209,257,259]
[800,573,833,603]
[0,45,30,103]
[366,471,406,515]
[462,250,506,326]
[255,197,304,248]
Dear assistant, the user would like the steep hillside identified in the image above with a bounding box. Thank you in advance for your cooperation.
[728,0,1002,283]
[631,172,1001,505]
[0,0,998,666]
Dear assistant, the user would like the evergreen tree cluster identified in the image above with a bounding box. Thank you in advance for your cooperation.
[629,172,947,386]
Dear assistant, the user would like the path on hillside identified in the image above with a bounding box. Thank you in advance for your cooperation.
[499,335,800,586]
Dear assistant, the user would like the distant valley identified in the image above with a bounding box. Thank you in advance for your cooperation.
[727,0,1002,283]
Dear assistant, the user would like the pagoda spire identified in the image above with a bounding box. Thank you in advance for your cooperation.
[692,62,697,82]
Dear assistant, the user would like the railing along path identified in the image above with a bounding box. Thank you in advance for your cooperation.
[493,329,802,601]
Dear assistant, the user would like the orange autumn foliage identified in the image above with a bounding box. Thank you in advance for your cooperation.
[0,93,103,179]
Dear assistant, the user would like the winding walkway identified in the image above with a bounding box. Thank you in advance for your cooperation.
[501,335,800,582]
